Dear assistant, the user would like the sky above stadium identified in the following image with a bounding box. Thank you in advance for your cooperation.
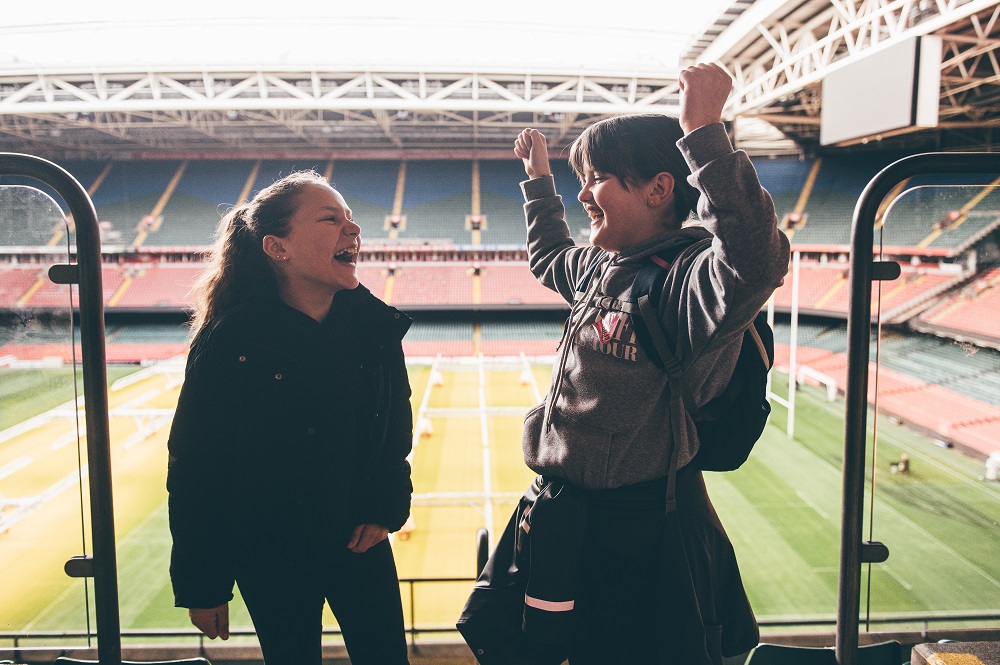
[0,0,733,73]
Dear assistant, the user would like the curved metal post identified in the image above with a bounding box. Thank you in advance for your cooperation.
[0,153,121,665]
[839,152,1000,665]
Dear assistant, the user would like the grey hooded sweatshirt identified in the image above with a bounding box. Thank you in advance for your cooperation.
[520,122,790,490]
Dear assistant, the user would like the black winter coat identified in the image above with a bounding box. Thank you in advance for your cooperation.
[167,285,413,609]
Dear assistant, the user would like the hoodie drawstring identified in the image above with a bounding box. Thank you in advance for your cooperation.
[544,256,610,430]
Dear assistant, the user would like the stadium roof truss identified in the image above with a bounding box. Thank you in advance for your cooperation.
[688,0,1000,150]
[0,67,689,159]
[2,0,999,159]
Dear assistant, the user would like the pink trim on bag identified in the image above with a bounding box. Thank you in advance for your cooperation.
[650,255,671,269]
[524,595,574,612]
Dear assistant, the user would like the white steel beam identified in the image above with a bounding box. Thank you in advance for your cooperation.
[0,69,680,117]
[702,0,1000,118]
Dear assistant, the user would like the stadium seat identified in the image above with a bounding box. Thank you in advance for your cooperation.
[857,640,903,664]
[744,643,837,664]
[54,659,211,665]
[743,641,904,665]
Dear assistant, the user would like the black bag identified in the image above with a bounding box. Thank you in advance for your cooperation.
[574,235,774,473]
[456,483,570,665]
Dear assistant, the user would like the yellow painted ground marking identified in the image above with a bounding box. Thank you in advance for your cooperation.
[0,372,180,629]
[877,179,909,230]
[783,158,823,240]
[813,272,848,310]
[794,158,822,218]
[2,364,553,631]
[130,161,188,249]
[88,162,113,196]
[928,297,966,323]
[238,160,262,205]
[471,160,481,217]
[45,225,66,247]
[385,161,407,240]
[45,163,113,246]
[929,264,1000,323]
[882,273,923,303]
[919,227,943,248]
[382,268,395,303]
[469,160,484,244]
[15,275,46,308]
[107,276,133,307]
[918,175,1000,248]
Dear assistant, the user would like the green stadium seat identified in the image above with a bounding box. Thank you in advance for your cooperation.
[744,643,836,664]
[743,641,904,665]
[54,659,211,665]
[858,640,903,665]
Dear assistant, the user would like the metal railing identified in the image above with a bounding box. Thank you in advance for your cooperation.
[840,152,1000,665]
[0,153,120,665]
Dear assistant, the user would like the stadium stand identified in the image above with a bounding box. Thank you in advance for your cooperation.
[145,160,256,247]
[110,263,202,309]
[914,266,1000,343]
[388,263,474,307]
[332,160,398,239]
[478,263,567,307]
[879,176,1000,252]
[478,159,531,245]
[17,264,124,309]
[90,160,185,248]
[358,264,389,300]
[550,160,592,244]
[0,184,69,246]
[5,158,1000,449]
[789,153,900,246]
[773,319,1000,458]
[401,161,472,242]
[0,264,47,307]
[403,319,475,356]
[480,319,563,356]
[770,259,967,320]
[752,156,814,231]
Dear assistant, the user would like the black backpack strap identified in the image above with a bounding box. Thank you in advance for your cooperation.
[573,253,608,304]
[631,239,713,415]
[629,236,713,513]
[746,319,771,369]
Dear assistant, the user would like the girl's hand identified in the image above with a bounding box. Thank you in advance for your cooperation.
[189,604,230,640]
[514,128,552,180]
[678,63,733,135]
[347,523,389,553]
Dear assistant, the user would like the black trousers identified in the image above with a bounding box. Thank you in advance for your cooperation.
[236,538,409,665]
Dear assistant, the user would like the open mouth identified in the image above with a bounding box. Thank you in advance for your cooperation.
[334,246,359,264]
[585,206,604,224]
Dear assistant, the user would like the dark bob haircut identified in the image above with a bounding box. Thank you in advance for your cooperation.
[568,113,699,222]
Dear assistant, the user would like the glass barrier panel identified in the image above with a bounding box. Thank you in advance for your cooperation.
[708,178,1000,637]
[857,181,1000,633]
[0,184,92,648]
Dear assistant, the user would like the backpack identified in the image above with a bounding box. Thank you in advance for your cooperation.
[573,236,774,475]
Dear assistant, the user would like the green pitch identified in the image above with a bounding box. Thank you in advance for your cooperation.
[1,363,998,644]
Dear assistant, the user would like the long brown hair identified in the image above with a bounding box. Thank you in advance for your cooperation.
[189,170,330,337]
